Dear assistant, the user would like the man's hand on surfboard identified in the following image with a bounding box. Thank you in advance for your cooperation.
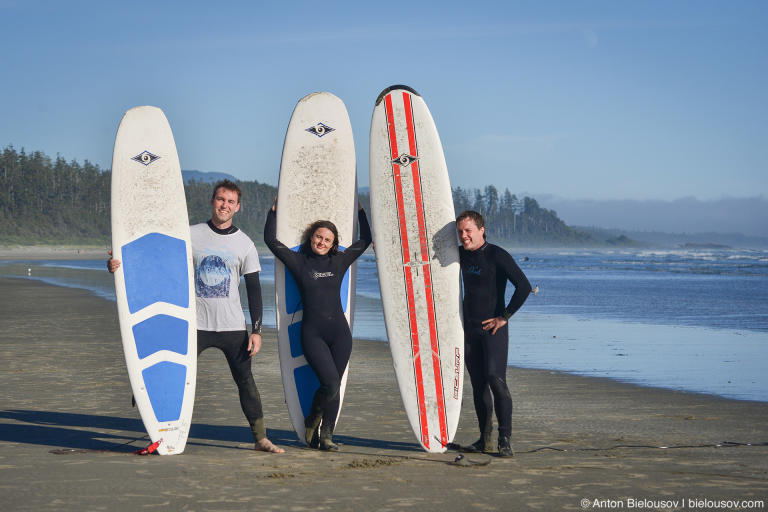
[106,251,121,273]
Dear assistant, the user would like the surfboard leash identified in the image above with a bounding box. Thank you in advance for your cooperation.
[49,434,159,456]
[133,438,162,455]
[518,440,768,454]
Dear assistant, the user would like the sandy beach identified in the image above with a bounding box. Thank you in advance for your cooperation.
[1,276,766,511]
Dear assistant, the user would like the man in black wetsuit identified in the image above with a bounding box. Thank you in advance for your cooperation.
[108,180,284,453]
[457,210,532,457]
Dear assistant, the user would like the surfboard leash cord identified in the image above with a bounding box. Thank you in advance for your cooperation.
[518,440,768,454]
[49,434,156,455]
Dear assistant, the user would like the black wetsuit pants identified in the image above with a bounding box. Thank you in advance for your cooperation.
[465,323,513,439]
[301,315,352,433]
[197,330,265,440]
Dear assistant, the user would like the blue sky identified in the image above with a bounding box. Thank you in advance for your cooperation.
[1,0,766,201]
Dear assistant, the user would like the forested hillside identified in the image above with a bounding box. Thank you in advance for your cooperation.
[1,146,599,246]
[0,146,277,244]
[0,147,110,243]
[451,186,596,245]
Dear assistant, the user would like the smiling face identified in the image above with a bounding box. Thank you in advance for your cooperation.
[210,187,241,228]
[457,218,485,251]
[311,227,335,256]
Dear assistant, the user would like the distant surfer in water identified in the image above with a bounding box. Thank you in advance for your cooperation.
[456,210,532,457]
[264,198,372,451]
[108,180,285,454]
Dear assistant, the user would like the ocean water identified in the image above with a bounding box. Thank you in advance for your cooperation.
[2,247,767,401]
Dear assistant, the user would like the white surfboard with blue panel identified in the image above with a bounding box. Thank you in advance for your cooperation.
[275,92,357,444]
[111,106,196,455]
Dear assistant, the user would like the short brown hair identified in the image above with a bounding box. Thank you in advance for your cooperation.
[211,179,242,204]
[456,210,486,240]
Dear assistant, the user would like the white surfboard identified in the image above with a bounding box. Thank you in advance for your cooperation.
[275,92,357,444]
[111,106,196,455]
[369,85,464,453]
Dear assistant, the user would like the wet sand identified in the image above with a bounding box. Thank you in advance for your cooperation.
[1,277,766,511]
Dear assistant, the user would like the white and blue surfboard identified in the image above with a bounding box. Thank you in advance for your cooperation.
[275,92,358,444]
[111,106,196,455]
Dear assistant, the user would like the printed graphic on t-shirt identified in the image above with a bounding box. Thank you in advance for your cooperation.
[195,255,230,298]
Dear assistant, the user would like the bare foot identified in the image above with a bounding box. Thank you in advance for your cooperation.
[255,438,285,453]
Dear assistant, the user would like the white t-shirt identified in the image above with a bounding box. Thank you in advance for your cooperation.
[190,222,261,332]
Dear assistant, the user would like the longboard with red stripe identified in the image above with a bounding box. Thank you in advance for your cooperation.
[369,85,464,453]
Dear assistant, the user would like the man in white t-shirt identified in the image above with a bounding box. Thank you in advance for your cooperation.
[109,180,284,453]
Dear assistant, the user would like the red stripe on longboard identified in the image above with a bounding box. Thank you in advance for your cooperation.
[402,92,448,447]
[384,93,430,449]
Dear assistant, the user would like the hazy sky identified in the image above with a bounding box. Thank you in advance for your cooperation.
[1,1,766,201]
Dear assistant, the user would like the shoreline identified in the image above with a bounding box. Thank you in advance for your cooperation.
[3,271,768,409]
[2,267,766,404]
[0,244,107,260]
[6,243,764,263]
[1,277,767,510]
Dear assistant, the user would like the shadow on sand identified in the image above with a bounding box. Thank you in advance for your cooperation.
[0,409,422,453]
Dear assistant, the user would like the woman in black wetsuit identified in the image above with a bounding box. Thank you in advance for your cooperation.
[264,199,372,451]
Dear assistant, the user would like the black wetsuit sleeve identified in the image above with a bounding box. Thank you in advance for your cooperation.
[337,209,373,268]
[264,208,302,276]
[244,272,263,333]
[498,249,532,319]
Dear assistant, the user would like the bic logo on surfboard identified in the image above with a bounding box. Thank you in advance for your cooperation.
[392,153,418,167]
[305,122,335,138]
[131,150,161,166]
